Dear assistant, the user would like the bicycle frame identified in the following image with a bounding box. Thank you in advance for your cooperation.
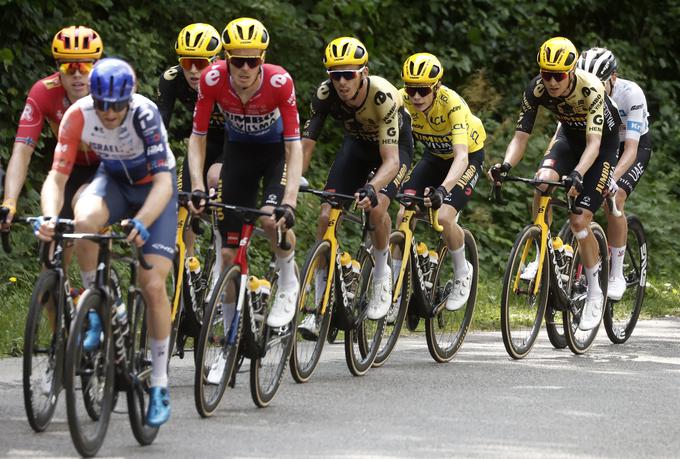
[226,221,255,345]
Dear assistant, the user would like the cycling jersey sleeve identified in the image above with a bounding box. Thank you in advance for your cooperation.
[275,72,301,141]
[376,88,400,146]
[133,104,171,175]
[157,68,179,129]
[192,65,220,136]
[515,77,542,134]
[447,95,470,146]
[302,81,331,141]
[15,80,48,147]
[52,105,85,176]
[623,85,647,141]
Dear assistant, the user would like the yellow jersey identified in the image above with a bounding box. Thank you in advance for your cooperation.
[401,85,485,160]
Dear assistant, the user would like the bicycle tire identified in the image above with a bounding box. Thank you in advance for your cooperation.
[563,222,608,354]
[127,292,159,445]
[64,289,115,457]
[425,229,478,363]
[194,265,242,417]
[250,272,295,407]
[545,221,571,349]
[345,248,385,376]
[500,225,549,359]
[290,240,333,383]
[604,215,647,343]
[372,231,411,367]
[23,270,62,432]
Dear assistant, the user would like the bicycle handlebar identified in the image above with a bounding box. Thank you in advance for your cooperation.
[395,193,444,232]
[490,174,582,215]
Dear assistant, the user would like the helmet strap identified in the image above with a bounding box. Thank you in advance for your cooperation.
[349,76,365,103]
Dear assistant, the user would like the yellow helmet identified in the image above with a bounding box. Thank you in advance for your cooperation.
[52,26,103,61]
[175,23,221,57]
[323,37,368,69]
[222,18,269,51]
[537,37,578,72]
[402,53,443,85]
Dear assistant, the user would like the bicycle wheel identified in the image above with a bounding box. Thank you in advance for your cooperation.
[250,274,295,407]
[425,229,478,363]
[64,290,115,457]
[545,222,570,349]
[23,270,62,432]
[500,225,549,359]
[604,216,647,343]
[290,240,333,383]
[371,232,411,367]
[127,293,159,445]
[563,222,608,354]
[345,248,385,376]
[194,265,242,417]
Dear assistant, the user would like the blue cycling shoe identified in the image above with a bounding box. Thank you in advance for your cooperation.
[147,386,171,427]
[83,310,102,351]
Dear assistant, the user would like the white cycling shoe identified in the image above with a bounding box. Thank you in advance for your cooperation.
[367,269,392,320]
[579,292,604,331]
[267,280,299,328]
[608,276,627,301]
[446,261,473,311]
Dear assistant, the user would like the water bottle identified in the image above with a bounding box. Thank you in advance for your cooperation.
[416,242,431,277]
[247,276,271,312]
[552,237,573,282]
[188,256,204,293]
[340,252,360,298]
[115,298,129,338]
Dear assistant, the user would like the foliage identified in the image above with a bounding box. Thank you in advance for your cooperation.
[1,0,679,353]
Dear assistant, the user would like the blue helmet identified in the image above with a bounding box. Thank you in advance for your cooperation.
[89,57,136,104]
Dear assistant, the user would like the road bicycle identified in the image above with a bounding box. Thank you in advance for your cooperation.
[63,224,157,457]
[290,187,385,382]
[491,174,610,358]
[167,193,221,363]
[376,193,478,365]
[556,213,647,344]
[194,196,295,415]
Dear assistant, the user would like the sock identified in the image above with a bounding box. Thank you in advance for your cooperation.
[610,245,626,279]
[585,263,602,299]
[314,268,327,307]
[373,246,389,279]
[150,337,170,387]
[450,245,469,278]
[276,252,296,289]
[80,270,96,288]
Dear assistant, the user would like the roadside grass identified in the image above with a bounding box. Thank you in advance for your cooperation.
[1,273,677,356]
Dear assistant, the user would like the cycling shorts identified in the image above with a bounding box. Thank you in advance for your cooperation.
[324,133,413,201]
[539,127,619,213]
[217,141,287,248]
[401,149,484,212]
[82,165,178,260]
[60,164,99,219]
[178,137,224,192]
[617,132,652,196]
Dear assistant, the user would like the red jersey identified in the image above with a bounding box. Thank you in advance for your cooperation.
[192,61,300,143]
[15,72,98,166]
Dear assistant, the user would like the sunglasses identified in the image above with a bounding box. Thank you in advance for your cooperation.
[226,53,263,69]
[404,85,435,97]
[93,98,129,113]
[179,57,212,71]
[540,71,569,82]
[58,61,95,75]
[327,66,365,81]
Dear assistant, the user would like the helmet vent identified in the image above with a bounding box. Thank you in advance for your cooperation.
[428,65,440,79]
[208,37,220,51]
[193,32,203,47]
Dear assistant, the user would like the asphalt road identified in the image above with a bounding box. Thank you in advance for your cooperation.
[1,319,679,458]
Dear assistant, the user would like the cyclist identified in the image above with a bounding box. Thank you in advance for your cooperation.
[186,17,303,329]
[488,37,621,331]
[157,23,224,256]
[298,36,413,336]
[1,26,102,283]
[577,47,651,301]
[37,58,177,427]
[398,53,486,311]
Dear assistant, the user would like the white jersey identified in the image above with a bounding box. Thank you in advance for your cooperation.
[610,77,649,142]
